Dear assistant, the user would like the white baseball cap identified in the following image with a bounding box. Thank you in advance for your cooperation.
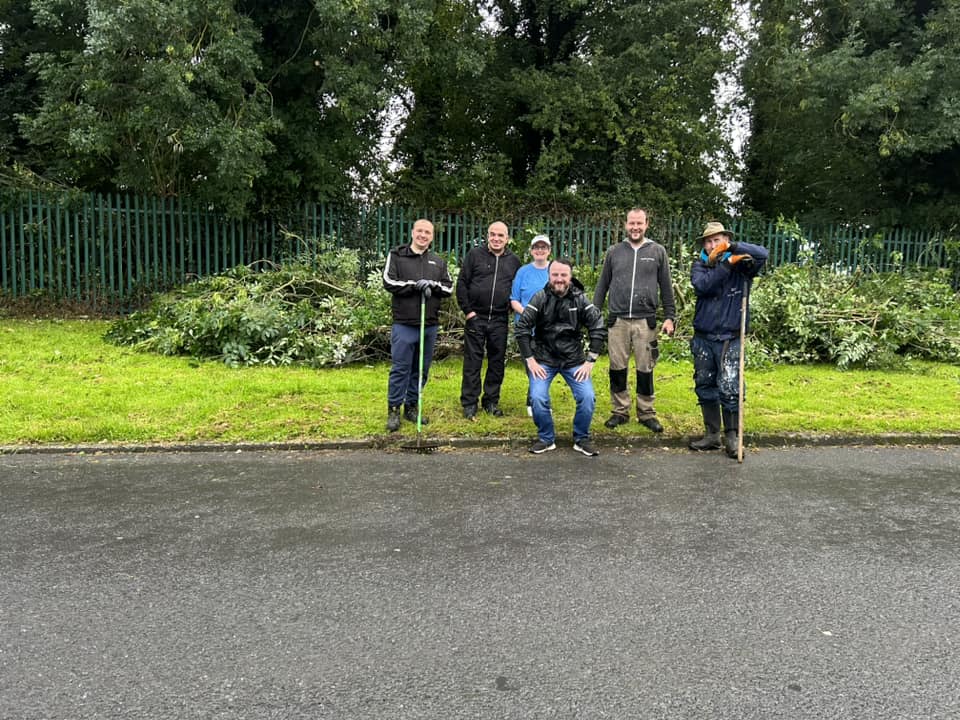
[530,234,551,248]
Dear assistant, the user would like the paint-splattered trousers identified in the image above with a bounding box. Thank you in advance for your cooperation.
[690,334,743,412]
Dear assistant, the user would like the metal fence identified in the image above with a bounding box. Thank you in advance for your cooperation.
[1,190,957,308]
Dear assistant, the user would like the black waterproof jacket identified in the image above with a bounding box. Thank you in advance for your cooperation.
[515,280,607,368]
[382,245,454,326]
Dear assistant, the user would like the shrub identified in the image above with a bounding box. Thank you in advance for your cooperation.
[107,240,959,370]
[750,265,960,368]
[106,245,398,367]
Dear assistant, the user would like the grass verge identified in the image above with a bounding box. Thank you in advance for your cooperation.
[1,319,958,445]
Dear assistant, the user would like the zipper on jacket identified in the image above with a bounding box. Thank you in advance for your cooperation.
[486,254,500,321]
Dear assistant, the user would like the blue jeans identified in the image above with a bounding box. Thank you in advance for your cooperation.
[529,363,596,444]
[388,323,438,408]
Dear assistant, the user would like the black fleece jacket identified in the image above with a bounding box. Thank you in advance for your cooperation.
[456,245,522,321]
[382,244,454,326]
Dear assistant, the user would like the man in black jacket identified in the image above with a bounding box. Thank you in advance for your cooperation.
[515,258,607,456]
[382,219,454,432]
[456,221,522,419]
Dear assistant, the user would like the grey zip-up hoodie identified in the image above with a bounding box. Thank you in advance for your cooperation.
[593,239,676,324]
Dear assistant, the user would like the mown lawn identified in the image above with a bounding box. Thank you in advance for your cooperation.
[1,319,958,445]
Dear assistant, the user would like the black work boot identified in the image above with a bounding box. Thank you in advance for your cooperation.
[689,403,722,451]
[722,408,741,459]
[404,405,429,425]
[483,403,504,417]
[386,406,401,432]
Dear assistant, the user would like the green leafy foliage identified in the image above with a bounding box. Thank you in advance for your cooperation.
[105,245,394,367]
[106,234,958,370]
[237,0,441,209]
[106,241,467,367]
[742,0,960,227]
[751,265,960,369]
[0,0,84,169]
[19,0,277,216]
[388,0,735,215]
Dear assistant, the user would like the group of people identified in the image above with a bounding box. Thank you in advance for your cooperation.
[382,211,768,459]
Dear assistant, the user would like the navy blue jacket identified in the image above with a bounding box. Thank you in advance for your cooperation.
[690,241,769,341]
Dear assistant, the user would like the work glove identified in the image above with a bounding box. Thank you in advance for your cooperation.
[415,279,434,297]
[707,238,732,265]
[726,253,754,269]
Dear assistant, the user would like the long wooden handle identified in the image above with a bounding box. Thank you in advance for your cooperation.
[737,289,747,463]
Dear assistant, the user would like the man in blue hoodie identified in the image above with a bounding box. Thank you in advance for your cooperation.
[689,222,769,458]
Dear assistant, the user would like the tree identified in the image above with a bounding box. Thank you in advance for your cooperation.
[9,0,743,217]
[19,0,277,216]
[238,0,440,210]
[378,0,498,209]
[741,0,960,227]
[389,0,737,215]
[0,0,84,171]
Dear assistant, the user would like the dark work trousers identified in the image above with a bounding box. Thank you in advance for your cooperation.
[460,315,509,408]
[690,334,743,412]
[388,323,439,409]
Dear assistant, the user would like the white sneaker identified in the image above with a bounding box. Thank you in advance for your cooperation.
[529,440,556,454]
[573,440,599,457]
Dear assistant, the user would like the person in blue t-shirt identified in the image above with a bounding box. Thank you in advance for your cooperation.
[510,235,552,416]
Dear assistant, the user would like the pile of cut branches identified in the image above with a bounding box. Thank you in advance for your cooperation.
[750,265,960,368]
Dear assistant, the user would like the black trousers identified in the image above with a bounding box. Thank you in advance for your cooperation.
[460,315,509,408]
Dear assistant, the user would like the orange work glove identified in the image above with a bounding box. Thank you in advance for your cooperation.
[726,253,755,268]
[707,238,731,265]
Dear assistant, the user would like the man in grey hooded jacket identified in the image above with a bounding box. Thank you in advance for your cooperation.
[593,208,676,433]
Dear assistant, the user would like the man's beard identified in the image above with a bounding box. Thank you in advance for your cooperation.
[550,280,569,295]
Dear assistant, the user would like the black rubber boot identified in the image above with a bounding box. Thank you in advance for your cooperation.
[722,408,740,458]
[386,406,401,432]
[689,403,722,451]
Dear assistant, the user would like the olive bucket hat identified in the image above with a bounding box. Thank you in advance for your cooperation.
[695,221,735,245]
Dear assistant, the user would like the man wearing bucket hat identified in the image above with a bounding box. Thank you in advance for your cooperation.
[593,208,676,433]
[689,221,768,457]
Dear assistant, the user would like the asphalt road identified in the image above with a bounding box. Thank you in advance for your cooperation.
[2,446,959,719]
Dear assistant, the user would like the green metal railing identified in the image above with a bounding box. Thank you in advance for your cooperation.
[1,190,957,308]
